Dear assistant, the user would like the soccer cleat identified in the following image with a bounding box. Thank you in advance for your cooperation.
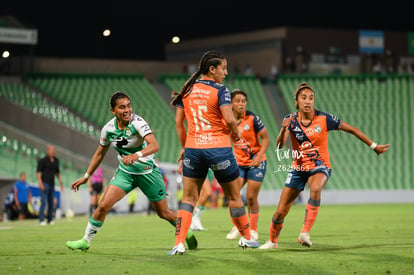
[185,228,198,250]
[66,238,90,251]
[39,221,46,226]
[190,216,205,231]
[226,226,240,240]
[298,232,312,248]
[250,229,259,240]
[238,237,260,249]
[166,242,185,255]
[258,240,278,250]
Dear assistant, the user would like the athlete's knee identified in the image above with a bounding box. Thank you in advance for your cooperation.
[95,201,111,215]
[246,198,256,210]
[156,208,174,221]
[273,210,286,221]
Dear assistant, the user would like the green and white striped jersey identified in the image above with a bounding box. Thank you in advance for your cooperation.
[100,113,158,175]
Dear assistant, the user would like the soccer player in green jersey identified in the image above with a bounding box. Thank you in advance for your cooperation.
[66,91,197,251]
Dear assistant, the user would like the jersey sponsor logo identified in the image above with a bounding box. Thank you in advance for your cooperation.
[295,133,305,141]
[196,133,213,145]
[190,87,212,98]
[114,137,128,148]
[300,141,312,150]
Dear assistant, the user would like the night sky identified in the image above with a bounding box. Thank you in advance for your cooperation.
[2,1,413,60]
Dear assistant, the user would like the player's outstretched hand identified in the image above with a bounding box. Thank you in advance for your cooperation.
[281,116,291,130]
[71,177,87,192]
[374,144,390,156]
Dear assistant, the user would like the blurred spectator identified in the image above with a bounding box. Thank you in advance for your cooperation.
[36,144,63,226]
[88,167,105,216]
[270,64,279,83]
[244,64,254,76]
[372,61,382,74]
[13,172,34,220]
[3,189,18,221]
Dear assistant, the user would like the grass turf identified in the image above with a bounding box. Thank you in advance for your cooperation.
[1,203,413,274]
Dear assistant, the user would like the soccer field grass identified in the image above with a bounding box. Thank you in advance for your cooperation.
[1,203,413,274]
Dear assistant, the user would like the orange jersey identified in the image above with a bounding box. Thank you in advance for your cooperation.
[177,77,232,149]
[286,110,342,170]
[233,111,267,166]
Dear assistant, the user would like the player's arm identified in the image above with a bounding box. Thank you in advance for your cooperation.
[276,116,291,149]
[175,107,187,148]
[121,133,159,166]
[36,160,44,191]
[175,107,187,163]
[251,128,270,167]
[88,177,92,193]
[221,105,241,141]
[340,121,390,156]
[71,145,110,191]
[56,171,64,192]
[13,187,20,209]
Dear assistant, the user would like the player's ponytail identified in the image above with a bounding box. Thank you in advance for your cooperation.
[171,50,225,106]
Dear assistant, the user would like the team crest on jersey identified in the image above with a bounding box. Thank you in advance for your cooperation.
[125,127,132,137]
[314,125,321,133]
[244,124,250,131]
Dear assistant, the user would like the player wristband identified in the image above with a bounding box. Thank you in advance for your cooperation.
[370,142,377,150]
[136,151,143,158]
[84,172,90,179]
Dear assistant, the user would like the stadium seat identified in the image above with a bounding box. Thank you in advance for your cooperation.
[28,74,179,163]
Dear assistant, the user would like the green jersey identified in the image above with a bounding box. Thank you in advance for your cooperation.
[100,113,158,175]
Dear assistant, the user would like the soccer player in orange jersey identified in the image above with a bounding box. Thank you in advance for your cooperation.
[259,82,390,249]
[226,89,269,241]
[168,50,260,255]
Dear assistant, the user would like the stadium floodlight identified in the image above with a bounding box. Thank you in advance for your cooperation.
[171,36,180,44]
[102,29,111,37]
[2,50,10,58]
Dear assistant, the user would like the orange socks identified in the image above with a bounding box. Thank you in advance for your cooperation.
[269,218,283,243]
[174,203,194,246]
[301,199,320,233]
[248,210,259,232]
[230,207,251,239]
